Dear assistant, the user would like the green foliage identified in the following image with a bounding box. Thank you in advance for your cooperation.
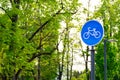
[0,0,81,79]
[95,42,104,78]
[71,71,89,80]
[95,42,118,80]
[93,0,120,79]
[40,54,58,80]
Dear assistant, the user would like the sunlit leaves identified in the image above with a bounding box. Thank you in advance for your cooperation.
[93,0,120,79]
[0,0,81,79]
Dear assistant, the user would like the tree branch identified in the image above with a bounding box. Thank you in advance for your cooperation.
[15,36,62,78]
[0,7,12,20]
[9,0,12,5]
[0,24,6,28]
[15,0,77,78]
[28,9,62,41]
[28,0,64,41]
[15,42,59,79]
[29,40,60,62]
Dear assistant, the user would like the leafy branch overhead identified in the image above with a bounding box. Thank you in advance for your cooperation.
[0,0,80,79]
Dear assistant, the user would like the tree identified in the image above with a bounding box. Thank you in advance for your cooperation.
[0,0,80,80]
[93,0,119,79]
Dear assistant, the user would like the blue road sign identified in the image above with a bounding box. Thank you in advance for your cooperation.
[81,20,104,46]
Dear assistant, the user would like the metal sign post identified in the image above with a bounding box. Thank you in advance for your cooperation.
[91,46,95,80]
[80,20,104,80]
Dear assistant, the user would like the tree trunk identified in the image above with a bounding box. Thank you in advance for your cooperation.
[57,34,66,80]
[70,47,73,80]
[9,0,20,80]
[86,46,89,80]
[2,76,7,80]
[38,56,40,80]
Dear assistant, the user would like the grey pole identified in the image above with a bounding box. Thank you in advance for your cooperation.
[91,46,95,80]
[104,39,107,80]
[103,39,118,80]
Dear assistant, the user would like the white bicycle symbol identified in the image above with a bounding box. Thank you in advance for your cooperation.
[83,27,101,39]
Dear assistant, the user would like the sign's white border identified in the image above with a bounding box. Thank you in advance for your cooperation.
[80,20,104,46]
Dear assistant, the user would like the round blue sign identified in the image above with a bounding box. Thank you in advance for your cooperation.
[81,20,104,46]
